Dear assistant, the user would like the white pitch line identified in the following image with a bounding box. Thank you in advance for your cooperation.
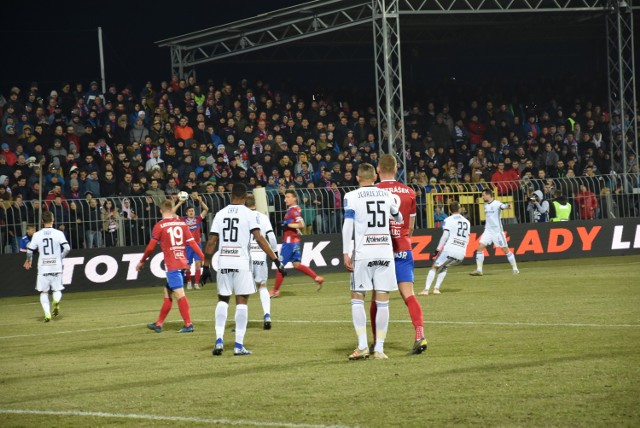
[269,320,640,328]
[0,409,352,428]
[1,318,639,341]
[0,323,144,340]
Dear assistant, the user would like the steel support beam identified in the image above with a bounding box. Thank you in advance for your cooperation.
[157,0,640,179]
[373,0,407,182]
[607,0,638,174]
[158,1,374,67]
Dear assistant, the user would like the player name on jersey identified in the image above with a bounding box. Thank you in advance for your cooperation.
[356,189,390,198]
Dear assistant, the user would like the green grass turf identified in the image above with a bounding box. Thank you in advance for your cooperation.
[1,255,639,427]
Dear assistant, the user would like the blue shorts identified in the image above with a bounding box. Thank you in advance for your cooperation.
[186,243,202,264]
[280,242,302,265]
[394,250,414,283]
[165,270,185,290]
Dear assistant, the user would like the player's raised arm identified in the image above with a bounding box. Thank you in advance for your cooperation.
[172,198,185,214]
[198,195,209,216]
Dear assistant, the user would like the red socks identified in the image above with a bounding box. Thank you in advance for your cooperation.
[177,296,192,326]
[273,271,284,293]
[273,265,318,294]
[295,264,317,279]
[405,295,424,340]
[185,270,191,283]
[370,300,378,342]
[194,268,201,285]
[157,298,173,326]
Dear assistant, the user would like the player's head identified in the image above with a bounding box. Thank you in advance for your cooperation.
[481,188,494,202]
[245,195,257,210]
[449,201,461,214]
[42,211,54,226]
[26,224,36,236]
[356,162,376,185]
[186,206,195,218]
[284,189,297,207]
[377,154,397,177]
[231,182,248,202]
[160,199,174,215]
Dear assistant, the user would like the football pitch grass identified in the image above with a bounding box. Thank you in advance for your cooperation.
[1,255,639,427]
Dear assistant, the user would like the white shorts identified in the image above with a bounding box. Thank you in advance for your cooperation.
[217,269,256,296]
[350,258,398,294]
[251,259,269,285]
[36,273,65,293]
[479,230,507,248]
[434,250,463,269]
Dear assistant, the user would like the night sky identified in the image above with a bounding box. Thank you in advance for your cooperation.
[1,1,309,92]
[2,1,634,107]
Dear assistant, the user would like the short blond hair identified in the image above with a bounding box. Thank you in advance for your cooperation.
[378,154,397,174]
[160,199,174,213]
[357,163,376,181]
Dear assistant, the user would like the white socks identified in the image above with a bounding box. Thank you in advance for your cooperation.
[435,270,447,289]
[351,299,367,350]
[425,269,436,291]
[215,301,229,340]
[506,252,518,270]
[40,293,50,316]
[374,300,389,353]
[259,286,270,316]
[235,304,248,346]
[476,251,484,271]
[52,290,62,303]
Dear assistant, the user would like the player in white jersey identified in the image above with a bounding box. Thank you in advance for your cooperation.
[469,188,519,276]
[420,202,470,295]
[23,211,71,322]
[245,195,279,330]
[342,163,402,360]
[200,183,286,356]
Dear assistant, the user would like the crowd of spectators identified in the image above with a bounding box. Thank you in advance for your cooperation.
[0,75,638,251]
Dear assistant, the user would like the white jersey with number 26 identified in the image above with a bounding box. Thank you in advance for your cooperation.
[211,204,260,270]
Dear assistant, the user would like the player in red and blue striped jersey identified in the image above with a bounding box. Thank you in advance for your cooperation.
[173,193,209,289]
[373,154,427,354]
[269,190,323,298]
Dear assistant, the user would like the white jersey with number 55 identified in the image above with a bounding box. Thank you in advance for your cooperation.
[210,204,260,270]
[342,186,402,261]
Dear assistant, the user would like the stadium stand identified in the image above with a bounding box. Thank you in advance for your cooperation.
[0,77,638,252]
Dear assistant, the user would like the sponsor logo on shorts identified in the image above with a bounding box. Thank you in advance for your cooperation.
[252,260,265,266]
[367,260,390,267]
[219,269,239,274]
[394,251,408,259]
